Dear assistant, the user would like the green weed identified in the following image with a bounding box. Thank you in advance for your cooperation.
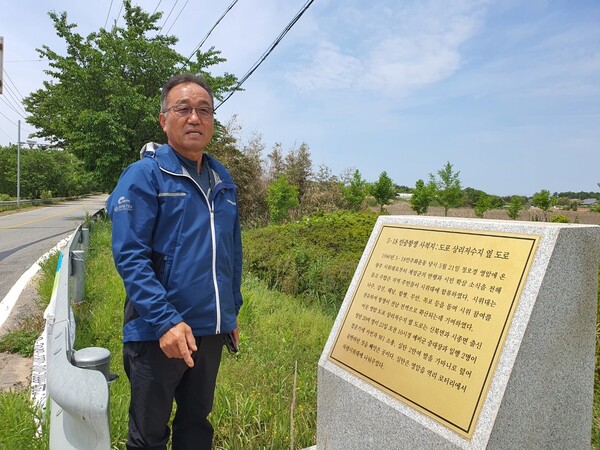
[0,389,48,450]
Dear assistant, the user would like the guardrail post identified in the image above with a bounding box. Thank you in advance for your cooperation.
[71,250,85,303]
[72,347,117,383]
[81,228,90,252]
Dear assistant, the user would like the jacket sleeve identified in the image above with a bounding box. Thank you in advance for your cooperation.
[106,162,183,339]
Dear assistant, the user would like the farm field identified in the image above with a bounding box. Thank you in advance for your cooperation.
[385,201,600,225]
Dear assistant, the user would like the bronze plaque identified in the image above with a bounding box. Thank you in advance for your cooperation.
[329,225,539,438]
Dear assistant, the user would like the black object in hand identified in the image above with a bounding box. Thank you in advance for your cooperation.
[223,332,238,353]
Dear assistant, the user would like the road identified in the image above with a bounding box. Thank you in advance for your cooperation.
[0,194,108,304]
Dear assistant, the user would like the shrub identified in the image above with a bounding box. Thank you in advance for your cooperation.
[242,210,379,309]
[40,190,53,204]
[550,215,570,223]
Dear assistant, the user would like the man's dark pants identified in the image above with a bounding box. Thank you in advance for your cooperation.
[123,335,223,450]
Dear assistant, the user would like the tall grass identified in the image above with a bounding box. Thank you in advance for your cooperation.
[73,219,333,449]
[0,253,58,450]
[0,389,48,450]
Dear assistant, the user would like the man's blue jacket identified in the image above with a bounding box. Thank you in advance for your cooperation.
[106,144,243,342]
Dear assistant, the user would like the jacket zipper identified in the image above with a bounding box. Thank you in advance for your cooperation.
[160,166,222,335]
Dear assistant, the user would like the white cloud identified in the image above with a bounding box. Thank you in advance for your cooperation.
[284,0,489,96]
[284,42,362,90]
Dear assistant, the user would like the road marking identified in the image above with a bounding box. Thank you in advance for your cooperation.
[0,205,82,229]
[0,238,69,330]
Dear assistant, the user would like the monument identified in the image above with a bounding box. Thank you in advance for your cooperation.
[316,216,600,449]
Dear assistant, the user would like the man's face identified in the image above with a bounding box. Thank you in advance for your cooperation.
[159,82,214,158]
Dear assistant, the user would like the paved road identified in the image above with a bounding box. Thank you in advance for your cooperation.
[0,194,108,303]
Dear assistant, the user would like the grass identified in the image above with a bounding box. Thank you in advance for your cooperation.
[0,389,48,450]
[0,252,58,357]
[2,213,600,448]
[72,219,334,449]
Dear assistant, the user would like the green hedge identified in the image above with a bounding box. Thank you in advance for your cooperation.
[242,211,380,309]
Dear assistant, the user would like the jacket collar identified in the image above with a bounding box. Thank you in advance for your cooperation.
[144,143,231,185]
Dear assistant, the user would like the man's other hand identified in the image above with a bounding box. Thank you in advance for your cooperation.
[159,322,198,368]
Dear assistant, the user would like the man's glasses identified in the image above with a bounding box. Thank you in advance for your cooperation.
[162,104,214,120]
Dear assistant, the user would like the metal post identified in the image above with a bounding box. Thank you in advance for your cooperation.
[81,228,90,252]
[71,250,85,303]
[17,120,20,207]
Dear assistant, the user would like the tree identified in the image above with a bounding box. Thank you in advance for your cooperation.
[0,145,94,198]
[23,1,238,191]
[410,179,434,215]
[300,164,344,215]
[266,143,285,183]
[370,171,396,212]
[462,187,486,207]
[430,162,462,216]
[531,189,553,221]
[342,169,367,211]
[266,174,299,224]
[507,196,524,220]
[474,194,492,218]
[284,142,312,201]
[209,118,268,227]
[239,132,269,226]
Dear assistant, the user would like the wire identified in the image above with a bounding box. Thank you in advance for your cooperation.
[181,0,240,68]
[0,91,26,118]
[3,69,25,101]
[158,0,180,34]
[115,1,125,27]
[1,70,28,117]
[165,0,190,36]
[0,108,18,127]
[215,0,316,110]
[152,0,163,15]
[104,0,114,29]
[0,124,13,141]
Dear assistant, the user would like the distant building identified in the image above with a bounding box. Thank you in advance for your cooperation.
[581,198,598,207]
[396,193,413,200]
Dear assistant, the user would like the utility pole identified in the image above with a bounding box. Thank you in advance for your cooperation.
[17,120,21,207]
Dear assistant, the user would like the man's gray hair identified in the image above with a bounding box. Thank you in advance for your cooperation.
[160,73,214,111]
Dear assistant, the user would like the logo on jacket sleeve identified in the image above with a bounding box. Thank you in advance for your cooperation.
[113,196,133,213]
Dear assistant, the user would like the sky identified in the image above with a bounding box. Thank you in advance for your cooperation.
[1,0,599,197]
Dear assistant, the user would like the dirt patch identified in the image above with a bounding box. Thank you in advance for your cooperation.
[0,273,45,392]
[0,353,32,391]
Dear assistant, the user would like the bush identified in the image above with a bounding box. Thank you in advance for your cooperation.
[550,215,570,223]
[40,190,53,204]
[242,210,379,309]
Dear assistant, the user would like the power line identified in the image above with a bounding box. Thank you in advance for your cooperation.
[2,69,28,117]
[0,124,13,141]
[152,0,164,15]
[0,90,26,118]
[115,1,125,26]
[3,69,25,102]
[215,0,316,110]
[182,0,240,68]
[158,0,180,34]
[0,108,18,127]
[165,0,190,36]
[104,0,114,29]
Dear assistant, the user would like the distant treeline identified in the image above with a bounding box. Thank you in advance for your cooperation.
[555,191,600,200]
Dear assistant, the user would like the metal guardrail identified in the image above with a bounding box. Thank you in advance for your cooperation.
[45,211,112,449]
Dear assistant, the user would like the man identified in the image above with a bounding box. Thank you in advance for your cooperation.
[107,73,242,450]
